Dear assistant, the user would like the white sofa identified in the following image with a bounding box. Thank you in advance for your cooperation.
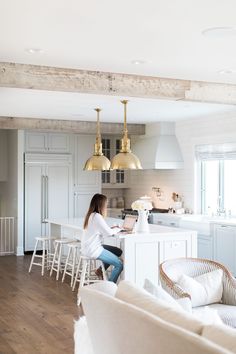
[74,281,236,354]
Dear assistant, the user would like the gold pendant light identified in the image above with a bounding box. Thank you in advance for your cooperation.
[110,100,142,170]
[84,108,111,171]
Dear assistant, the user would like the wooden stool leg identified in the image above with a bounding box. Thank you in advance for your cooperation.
[62,246,72,283]
[70,247,77,287]
[41,240,46,276]
[50,242,58,277]
[56,244,63,281]
[77,260,87,306]
[101,262,107,280]
[72,256,81,291]
[29,239,39,273]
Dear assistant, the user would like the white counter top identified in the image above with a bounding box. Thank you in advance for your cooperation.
[153,213,236,226]
[46,217,195,239]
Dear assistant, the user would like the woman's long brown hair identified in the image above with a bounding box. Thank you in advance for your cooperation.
[83,193,108,229]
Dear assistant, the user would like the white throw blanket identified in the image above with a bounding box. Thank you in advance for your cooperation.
[74,317,94,354]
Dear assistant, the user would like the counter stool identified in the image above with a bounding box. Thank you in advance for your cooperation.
[72,255,107,306]
[62,241,81,286]
[29,236,55,276]
[50,238,75,280]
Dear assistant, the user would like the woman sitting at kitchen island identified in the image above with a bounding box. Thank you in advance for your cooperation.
[82,193,123,283]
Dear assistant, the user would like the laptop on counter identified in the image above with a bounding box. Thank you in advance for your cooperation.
[119,215,137,233]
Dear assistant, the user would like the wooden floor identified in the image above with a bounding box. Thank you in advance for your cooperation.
[0,255,82,354]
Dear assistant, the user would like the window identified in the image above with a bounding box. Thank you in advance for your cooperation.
[115,139,124,184]
[197,143,236,215]
[101,137,125,185]
[102,138,110,183]
[200,159,236,215]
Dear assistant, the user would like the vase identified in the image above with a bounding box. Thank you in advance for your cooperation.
[136,210,149,233]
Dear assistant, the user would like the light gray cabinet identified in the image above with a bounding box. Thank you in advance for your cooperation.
[213,224,236,275]
[25,131,70,153]
[24,154,73,251]
[73,135,101,217]
[197,234,213,259]
[102,137,129,188]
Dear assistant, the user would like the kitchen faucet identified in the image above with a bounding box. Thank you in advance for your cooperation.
[216,196,226,216]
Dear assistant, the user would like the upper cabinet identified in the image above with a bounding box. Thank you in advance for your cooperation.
[25,131,71,153]
[74,135,101,217]
[102,137,129,188]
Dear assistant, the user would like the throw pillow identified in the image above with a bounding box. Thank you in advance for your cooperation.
[116,280,204,334]
[177,269,223,307]
[144,278,192,313]
[193,307,223,325]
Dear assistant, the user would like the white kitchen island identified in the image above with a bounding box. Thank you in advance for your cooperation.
[46,217,197,286]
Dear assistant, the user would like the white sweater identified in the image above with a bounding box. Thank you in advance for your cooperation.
[81,213,120,258]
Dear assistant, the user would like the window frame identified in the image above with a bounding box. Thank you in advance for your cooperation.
[200,159,233,215]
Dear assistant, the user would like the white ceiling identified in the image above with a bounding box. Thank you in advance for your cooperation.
[1,88,236,123]
[0,0,236,123]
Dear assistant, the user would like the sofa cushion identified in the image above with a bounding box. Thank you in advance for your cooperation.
[116,280,205,334]
[203,304,236,328]
[82,281,117,296]
[202,324,236,353]
[144,278,192,313]
[193,306,223,325]
[177,269,223,307]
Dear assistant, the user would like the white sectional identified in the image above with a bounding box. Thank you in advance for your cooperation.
[75,281,236,354]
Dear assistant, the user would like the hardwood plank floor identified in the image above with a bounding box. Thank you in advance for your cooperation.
[0,255,82,354]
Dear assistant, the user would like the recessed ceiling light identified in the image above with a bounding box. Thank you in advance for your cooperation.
[202,27,236,38]
[131,60,147,65]
[25,48,44,54]
[218,69,236,75]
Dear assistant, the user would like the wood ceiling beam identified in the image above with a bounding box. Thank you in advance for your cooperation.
[1,62,236,105]
[0,116,145,135]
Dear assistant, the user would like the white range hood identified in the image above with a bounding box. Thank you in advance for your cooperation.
[132,122,184,169]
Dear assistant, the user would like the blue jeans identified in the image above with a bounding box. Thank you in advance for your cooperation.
[97,249,123,283]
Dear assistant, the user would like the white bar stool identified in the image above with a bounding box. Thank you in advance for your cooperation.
[50,238,75,280]
[72,255,107,306]
[29,236,55,276]
[62,241,81,286]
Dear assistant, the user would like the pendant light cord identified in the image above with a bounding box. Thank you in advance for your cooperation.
[94,108,102,155]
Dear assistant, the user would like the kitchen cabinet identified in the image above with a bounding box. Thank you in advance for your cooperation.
[25,131,71,153]
[197,234,213,259]
[24,154,73,251]
[107,208,123,219]
[74,135,101,217]
[151,214,181,228]
[213,224,236,275]
[102,137,129,188]
[161,240,188,260]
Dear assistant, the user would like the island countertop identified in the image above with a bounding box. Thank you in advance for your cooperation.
[45,217,196,238]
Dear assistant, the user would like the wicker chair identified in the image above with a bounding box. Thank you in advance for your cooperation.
[159,258,236,328]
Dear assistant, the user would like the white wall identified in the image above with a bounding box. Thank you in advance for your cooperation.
[5,131,18,217]
[125,113,236,212]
